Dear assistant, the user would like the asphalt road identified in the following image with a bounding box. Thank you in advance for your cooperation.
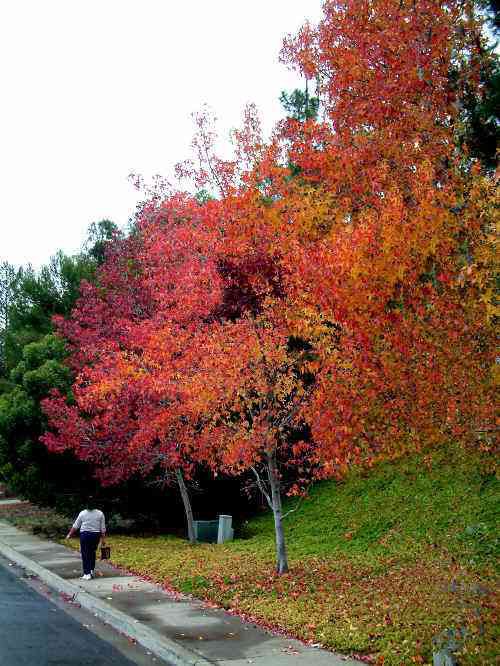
[0,556,169,666]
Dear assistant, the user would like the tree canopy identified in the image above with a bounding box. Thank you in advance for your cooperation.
[39,0,497,573]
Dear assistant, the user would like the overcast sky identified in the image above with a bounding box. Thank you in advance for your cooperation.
[0,0,323,268]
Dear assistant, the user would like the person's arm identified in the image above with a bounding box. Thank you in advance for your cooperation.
[66,512,82,539]
[100,512,106,544]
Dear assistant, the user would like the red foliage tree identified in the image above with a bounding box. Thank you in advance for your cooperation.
[42,195,224,542]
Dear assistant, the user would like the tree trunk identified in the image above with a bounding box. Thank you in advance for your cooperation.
[175,468,196,543]
[266,449,289,574]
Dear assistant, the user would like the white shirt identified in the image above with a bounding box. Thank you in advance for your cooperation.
[72,509,106,533]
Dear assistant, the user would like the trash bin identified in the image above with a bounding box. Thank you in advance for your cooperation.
[193,519,219,543]
[193,515,234,544]
[217,515,234,544]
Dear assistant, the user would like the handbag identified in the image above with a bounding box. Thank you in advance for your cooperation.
[100,544,111,560]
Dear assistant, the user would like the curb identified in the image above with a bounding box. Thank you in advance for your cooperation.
[0,498,29,506]
[0,536,213,666]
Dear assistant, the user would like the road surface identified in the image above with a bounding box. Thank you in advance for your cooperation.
[0,555,169,666]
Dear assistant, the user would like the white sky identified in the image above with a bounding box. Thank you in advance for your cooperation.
[0,0,323,268]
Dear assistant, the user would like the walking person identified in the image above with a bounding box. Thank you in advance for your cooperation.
[66,498,106,580]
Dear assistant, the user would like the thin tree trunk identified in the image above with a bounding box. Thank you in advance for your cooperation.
[265,449,289,574]
[175,468,196,543]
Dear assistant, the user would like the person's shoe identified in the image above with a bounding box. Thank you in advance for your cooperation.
[80,574,92,581]
[90,570,95,579]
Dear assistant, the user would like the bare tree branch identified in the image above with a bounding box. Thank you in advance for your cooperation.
[282,493,307,520]
[251,465,272,509]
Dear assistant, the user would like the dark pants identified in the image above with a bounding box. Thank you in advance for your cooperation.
[80,531,101,575]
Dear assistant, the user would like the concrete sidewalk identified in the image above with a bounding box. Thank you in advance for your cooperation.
[0,519,362,666]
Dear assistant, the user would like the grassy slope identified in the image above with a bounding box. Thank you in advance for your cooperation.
[2,445,498,664]
[105,446,498,665]
[114,449,499,664]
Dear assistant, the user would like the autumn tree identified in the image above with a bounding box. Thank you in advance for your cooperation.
[186,293,328,574]
[274,0,497,460]
[41,197,225,542]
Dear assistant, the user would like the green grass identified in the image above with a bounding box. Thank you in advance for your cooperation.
[239,444,499,568]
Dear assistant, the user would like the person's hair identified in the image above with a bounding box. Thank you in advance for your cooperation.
[85,495,95,510]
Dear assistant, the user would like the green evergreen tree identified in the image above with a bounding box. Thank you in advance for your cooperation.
[0,221,118,506]
[279,84,319,122]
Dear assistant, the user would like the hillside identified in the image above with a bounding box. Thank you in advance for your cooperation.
[105,444,499,664]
